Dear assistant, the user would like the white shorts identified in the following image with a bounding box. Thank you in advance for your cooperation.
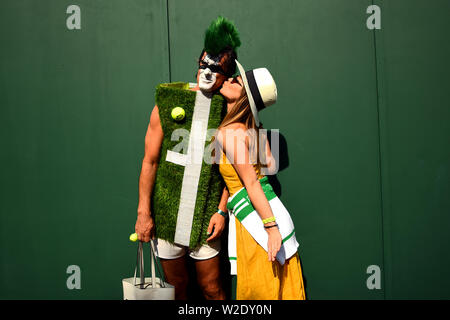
[155,238,221,261]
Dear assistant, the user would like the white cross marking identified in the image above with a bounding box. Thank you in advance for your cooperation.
[165,90,212,246]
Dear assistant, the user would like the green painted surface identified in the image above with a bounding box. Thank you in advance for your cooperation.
[0,0,448,299]
[374,0,450,299]
[168,0,384,300]
[0,0,170,299]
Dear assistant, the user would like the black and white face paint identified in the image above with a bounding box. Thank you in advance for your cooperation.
[198,54,222,92]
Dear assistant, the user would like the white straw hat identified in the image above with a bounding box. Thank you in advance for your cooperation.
[235,59,277,126]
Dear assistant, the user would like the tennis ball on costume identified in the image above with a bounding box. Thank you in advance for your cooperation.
[129,233,138,242]
[171,107,185,121]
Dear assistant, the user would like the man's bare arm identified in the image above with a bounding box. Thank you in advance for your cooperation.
[218,186,229,213]
[135,105,163,242]
[207,187,229,242]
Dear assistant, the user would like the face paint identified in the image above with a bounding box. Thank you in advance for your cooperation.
[198,54,224,92]
[203,54,219,65]
[198,68,217,91]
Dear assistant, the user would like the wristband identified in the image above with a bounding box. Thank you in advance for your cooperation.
[262,216,276,224]
[217,208,228,218]
[264,223,279,229]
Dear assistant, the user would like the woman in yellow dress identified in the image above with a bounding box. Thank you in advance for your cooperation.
[213,60,306,300]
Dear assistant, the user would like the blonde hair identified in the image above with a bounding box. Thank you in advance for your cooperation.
[218,93,256,131]
[212,90,266,170]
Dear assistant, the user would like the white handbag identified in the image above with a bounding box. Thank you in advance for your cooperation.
[122,240,175,300]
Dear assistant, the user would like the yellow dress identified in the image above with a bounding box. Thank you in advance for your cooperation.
[219,153,306,300]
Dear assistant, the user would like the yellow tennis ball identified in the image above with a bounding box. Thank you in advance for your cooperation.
[129,233,138,242]
[171,107,185,121]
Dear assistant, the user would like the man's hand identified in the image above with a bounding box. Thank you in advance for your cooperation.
[206,213,226,242]
[135,213,155,243]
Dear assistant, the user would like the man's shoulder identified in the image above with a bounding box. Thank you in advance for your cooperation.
[156,82,194,90]
[156,82,197,97]
[155,82,197,110]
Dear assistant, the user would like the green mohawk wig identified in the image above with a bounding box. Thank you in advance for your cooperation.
[204,16,241,56]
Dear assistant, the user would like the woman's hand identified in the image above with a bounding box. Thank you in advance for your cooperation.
[266,225,282,262]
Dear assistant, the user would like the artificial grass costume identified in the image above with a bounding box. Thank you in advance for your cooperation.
[151,17,241,249]
[152,82,226,248]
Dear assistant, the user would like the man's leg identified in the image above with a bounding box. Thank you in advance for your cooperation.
[156,239,190,300]
[160,256,189,300]
[195,256,226,300]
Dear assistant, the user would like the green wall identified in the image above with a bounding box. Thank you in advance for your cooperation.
[0,0,449,299]
[374,0,450,299]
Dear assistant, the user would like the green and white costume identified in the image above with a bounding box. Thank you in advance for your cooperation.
[152,82,226,249]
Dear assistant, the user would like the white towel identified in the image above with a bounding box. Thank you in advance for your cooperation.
[227,177,299,275]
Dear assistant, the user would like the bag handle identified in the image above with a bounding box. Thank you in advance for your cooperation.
[133,240,167,289]
[133,242,145,289]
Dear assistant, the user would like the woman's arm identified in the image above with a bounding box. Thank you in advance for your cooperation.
[217,124,282,261]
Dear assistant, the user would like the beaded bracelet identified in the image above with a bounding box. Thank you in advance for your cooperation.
[262,216,276,224]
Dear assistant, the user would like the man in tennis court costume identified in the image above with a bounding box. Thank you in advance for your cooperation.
[135,16,241,300]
